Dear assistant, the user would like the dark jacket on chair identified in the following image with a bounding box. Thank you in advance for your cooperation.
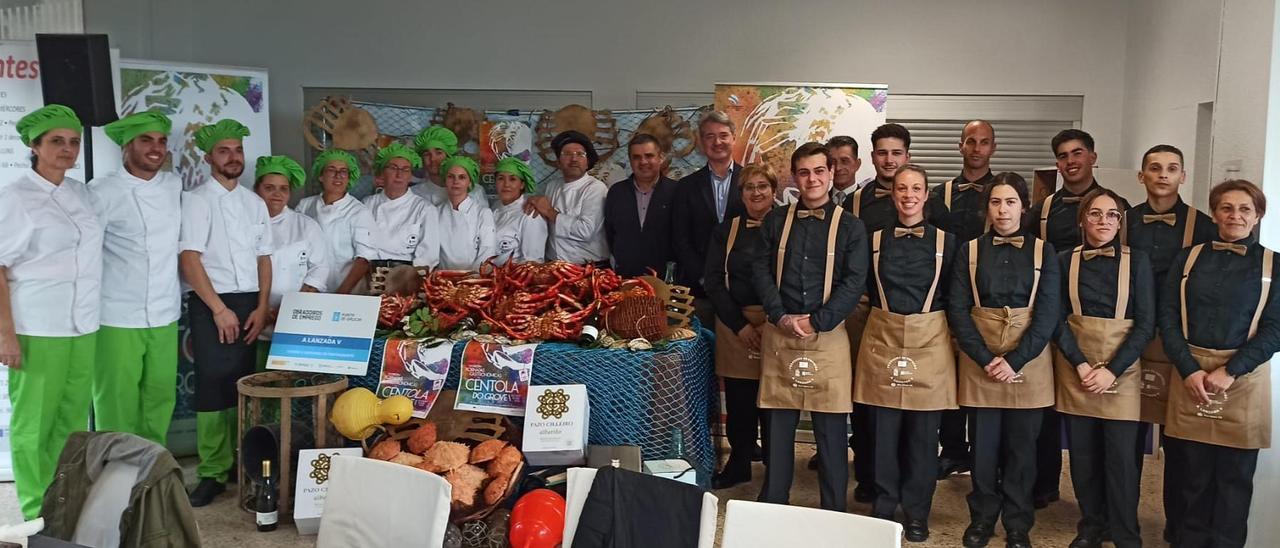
[672,163,744,296]
[572,466,704,548]
[604,175,678,277]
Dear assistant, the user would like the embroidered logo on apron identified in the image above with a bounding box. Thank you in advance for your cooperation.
[1196,391,1228,419]
[887,356,917,387]
[789,356,819,389]
[1140,368,1166,398]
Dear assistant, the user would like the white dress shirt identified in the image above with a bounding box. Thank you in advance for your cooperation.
[492,195,547,264]
[297,193,377,291]
[266,207,330,308]
[412,177,489,208]
[0,171,104,336]
[361,190,439,268]
[89,169,182,329]
[179,177,274,294]
[542,174,609,264]
[437,196,496,270]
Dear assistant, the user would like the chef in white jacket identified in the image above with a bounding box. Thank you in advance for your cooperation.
[524,130,609,265]
[492,156,547,263]
[361,142,439,270]
[297,149,376,293]
[252,155,330,333]
[412,125,488,207]
[437,155,496,270]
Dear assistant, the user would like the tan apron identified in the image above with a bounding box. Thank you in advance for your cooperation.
[1052,247,1141,421]
[758,203,853,413]
[1165,244,1274,449]
[853,229,957,411]
[1136,212,1199,424]
[956,238,1056,409]
[714,217,767,380]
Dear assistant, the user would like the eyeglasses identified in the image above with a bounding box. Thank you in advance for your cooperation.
[323,167,350,178]
[560,151,589,159]
[382,165,413,174]
[1086,210,1123,224]
[742,182,773,192]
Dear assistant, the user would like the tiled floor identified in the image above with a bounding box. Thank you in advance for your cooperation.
[0,447,1170,547]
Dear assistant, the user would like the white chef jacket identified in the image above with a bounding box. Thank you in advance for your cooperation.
[542,174,609,264]
[437,196,496,270]
[361,190,439,268]
[88,169,182,329]
[297,193,377,291]
[266,207,330,308]
[492,195,547,264]
[0,170,104,337]
[412,177,489,209]
[179,177,274,294]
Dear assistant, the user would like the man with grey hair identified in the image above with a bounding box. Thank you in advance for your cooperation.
[672,110,744,326]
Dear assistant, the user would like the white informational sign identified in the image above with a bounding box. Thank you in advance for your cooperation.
[266,292,380,376]
[119,58,270,190]
[0,40,121,185]
[522,384,589,466]
[293,447,363,535]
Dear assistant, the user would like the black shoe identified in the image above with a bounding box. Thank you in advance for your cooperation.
[937,456,971,480]
[1032,491,1059,509]
[1005,530,1032,548]
[962,523,993,548]
[751,444,763,462]
[188,478,225,507]
[853,483,876,503]
[1067,535,1100,548]
[904,519,929,543]
[807,453,819,470]
[711,469,751,490]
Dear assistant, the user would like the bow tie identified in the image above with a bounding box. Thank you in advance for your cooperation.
[1061,196,1083,204]
[1212,241,1248,256]
[1143,213,1176,226]
[1083,247,1116,260]
[797,209,826,220]
[956,182,983,192]
[895,227,925,238]
[993,235,1025,248]
[745,219,762,228]
[873,187,892,199]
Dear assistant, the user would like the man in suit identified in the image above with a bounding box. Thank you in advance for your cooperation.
[673,110,744,326]
[604,133,678,277]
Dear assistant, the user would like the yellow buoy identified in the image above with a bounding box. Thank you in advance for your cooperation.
[329,387,414,440]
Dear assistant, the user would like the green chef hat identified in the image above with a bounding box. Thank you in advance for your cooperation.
[311,149,362,188]
[254,155,306,188]
[16,104,81,146]
[194,119,250,153]
[495,156,536,194]
[413,125,458,156]
[104,111,172,146]
[373,142,423,173]
[440,155,480,190]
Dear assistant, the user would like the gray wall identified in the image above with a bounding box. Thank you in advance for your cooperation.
[84,0,1130,164]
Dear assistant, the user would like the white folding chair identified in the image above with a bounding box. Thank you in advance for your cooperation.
[318,456,452,548]
[720,499,903,548]
[562,467,718,548]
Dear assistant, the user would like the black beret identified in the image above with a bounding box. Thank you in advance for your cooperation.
[551,130,599,169]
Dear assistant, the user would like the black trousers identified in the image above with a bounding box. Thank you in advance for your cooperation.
[760,409,847,512]
[849,403,874,487]
[722,378,767,476]
[188,291,260,411]
[968,407,1042,534]
[870,406,941,522]
[1064,414,1141,548]
[1033,407,1063,497]
[1171,439,1259,548]
[939,408,971,460]
[1162,433,1185,542]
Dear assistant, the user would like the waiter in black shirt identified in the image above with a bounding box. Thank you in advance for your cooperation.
[949,172,1060,548]
[1160,179,1280,548]
[752,142,868,512]
[853,164,957,543]
[928,119,997,481]
[1053,188,1154,548]
[1123,144,1215,544]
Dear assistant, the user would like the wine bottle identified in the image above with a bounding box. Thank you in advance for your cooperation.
[663,261,677,285]
[256,459,278,532]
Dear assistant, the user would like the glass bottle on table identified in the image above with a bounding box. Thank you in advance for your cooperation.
[256,459,278,532]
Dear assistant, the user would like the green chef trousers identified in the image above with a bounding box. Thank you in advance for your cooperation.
[92,323,178,446]
[196,408,237,483]
[9,332,96,519]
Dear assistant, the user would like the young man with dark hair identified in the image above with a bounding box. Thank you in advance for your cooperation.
[752,142,867,512]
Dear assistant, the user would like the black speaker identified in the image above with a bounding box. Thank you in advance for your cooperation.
[35,33,117,127]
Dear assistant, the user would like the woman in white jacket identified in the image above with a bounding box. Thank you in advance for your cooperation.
[436,155,496,270]
[491,157,547,264]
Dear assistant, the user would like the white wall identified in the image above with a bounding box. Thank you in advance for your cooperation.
[83,0,1130,165]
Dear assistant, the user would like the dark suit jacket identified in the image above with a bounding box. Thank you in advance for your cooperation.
[603,175,678,277]
[571,466,704,548]
[672,163,744,296]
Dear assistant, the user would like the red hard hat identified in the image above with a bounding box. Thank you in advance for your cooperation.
[508,489,567,548]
